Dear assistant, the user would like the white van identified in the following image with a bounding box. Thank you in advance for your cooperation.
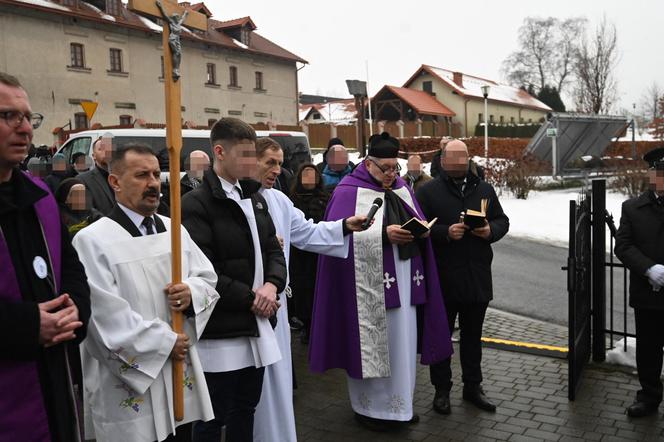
[56,128,312,177]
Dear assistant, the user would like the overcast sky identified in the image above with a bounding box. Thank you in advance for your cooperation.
[204,1,663,114]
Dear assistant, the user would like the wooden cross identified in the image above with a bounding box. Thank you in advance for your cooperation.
[128,0,208,422]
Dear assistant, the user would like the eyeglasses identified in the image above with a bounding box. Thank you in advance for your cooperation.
[0,110,44,129]
[369,158,401,175]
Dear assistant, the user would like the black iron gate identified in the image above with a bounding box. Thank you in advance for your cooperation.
[565,179,634,401]
[566,193,592,401]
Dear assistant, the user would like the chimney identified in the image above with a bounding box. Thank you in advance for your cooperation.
[452,72,464,88]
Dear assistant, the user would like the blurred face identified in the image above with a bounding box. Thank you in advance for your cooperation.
[214,139,257,181]
[441,141,469,178]
[649,168,664,194]
[327,145,349,172]
[65,183,88,211]
[407,155,422,178]
[365,157,399,188]
[256,148,283,189]
[92,135,113,169]
[301,167,318,190]
[52,156,67,172]
[187,151,210,180]
[73,155,89,172]
[0,83,33,176]
[109,151,161,216]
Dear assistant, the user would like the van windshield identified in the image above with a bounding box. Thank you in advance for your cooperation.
[109,136,212,171]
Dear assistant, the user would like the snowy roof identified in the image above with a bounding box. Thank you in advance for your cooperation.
[5,0,306,64]
[404,64,551,112]
[300,100,358,123]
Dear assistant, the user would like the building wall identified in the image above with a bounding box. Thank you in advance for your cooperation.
[408,73,548,137]
[0,8,298,145]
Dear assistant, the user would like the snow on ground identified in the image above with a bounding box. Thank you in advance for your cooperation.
[312,151,630,247]
[499,187,626,248]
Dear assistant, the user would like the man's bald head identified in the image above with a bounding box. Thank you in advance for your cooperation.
[441,140,469,178]
[187,149,211,179]
[327,144,349,171]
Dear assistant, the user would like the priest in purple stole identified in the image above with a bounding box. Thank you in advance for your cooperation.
[309,132,452,430]
[0,72,90,442]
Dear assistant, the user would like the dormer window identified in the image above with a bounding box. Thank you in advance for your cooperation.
[240,27,250,46]
[106,0,121,16]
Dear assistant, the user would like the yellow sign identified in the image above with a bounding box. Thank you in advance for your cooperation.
[80,101,98,121]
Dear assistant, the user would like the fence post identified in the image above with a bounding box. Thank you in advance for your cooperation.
[592,179,606,362]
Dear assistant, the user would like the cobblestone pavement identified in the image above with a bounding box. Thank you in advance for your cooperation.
[292,308,663,441]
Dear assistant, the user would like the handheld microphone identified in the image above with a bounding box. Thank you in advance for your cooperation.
[362,198,383,230]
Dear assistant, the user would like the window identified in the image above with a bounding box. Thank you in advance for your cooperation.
[478,113,483,123]
[105,0,121,16]
[255,71,264,90]
[510,116,515,124]
[229,66,238,87]
[61,0,78,7]
[489,115,494,123]
[59,136,91,165]
[119,115,132,126]
[74,112,88,130]
[159,56,165,79]
[240,27,250,46]
[207,118,217,128]
[109,48,123,72]
[70,43,85,68]
[206,63,217,85]
[422,81,433,94]
[499,115,504,124]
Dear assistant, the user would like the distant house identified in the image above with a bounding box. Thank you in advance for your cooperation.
[0,0,307,145]
[373,64,551,137]
[299,99,357,125]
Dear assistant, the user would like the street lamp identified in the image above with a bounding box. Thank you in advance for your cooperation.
[481,85,490,160]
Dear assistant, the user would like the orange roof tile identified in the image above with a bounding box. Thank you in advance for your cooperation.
[378,86,456,117]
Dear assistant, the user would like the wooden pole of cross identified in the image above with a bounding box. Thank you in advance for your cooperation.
[128,0,208,422]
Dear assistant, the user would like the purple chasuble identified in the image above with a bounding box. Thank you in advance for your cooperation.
[0,172,61,441]
[309,163,452,379]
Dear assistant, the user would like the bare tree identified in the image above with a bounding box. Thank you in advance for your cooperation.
[502,17,586,95]
[573,17,619,114]
[639,81,661,124]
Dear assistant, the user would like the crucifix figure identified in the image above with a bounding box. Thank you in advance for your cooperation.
[156,0,188,81]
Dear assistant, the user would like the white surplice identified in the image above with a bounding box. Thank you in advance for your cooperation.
[347,244,418,421]
[72,215,220,442]
[254,188,349,442]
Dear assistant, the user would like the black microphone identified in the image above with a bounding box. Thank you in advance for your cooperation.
[362,198,383,230]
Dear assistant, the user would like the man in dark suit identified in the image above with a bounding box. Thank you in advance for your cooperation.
[416,139,509,415]
[78,136,114,215]
[615,146,664,418]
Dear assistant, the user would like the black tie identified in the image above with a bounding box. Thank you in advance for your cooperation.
[142,217,155,235]
[235,186,244,199]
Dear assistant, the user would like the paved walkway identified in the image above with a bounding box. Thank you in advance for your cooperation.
[291,308,664,441]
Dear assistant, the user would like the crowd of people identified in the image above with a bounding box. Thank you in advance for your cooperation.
[3,69,664,442]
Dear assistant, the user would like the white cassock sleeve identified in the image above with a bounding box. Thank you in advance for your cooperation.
[287,197,349,258]
[73,230,178,396]
[181,227,220,340]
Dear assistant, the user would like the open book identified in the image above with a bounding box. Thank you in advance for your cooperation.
[401,217,438,237]
[462,199,488,229]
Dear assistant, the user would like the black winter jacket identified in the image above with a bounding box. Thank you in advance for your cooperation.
[182,169,287,339]
[416,169,509,304]
[615,191,664,310]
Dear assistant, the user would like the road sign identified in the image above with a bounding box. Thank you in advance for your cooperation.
[80,101,98,121]
[546,127,558,138]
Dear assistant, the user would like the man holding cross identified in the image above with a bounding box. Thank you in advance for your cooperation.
[72,144,220,442]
